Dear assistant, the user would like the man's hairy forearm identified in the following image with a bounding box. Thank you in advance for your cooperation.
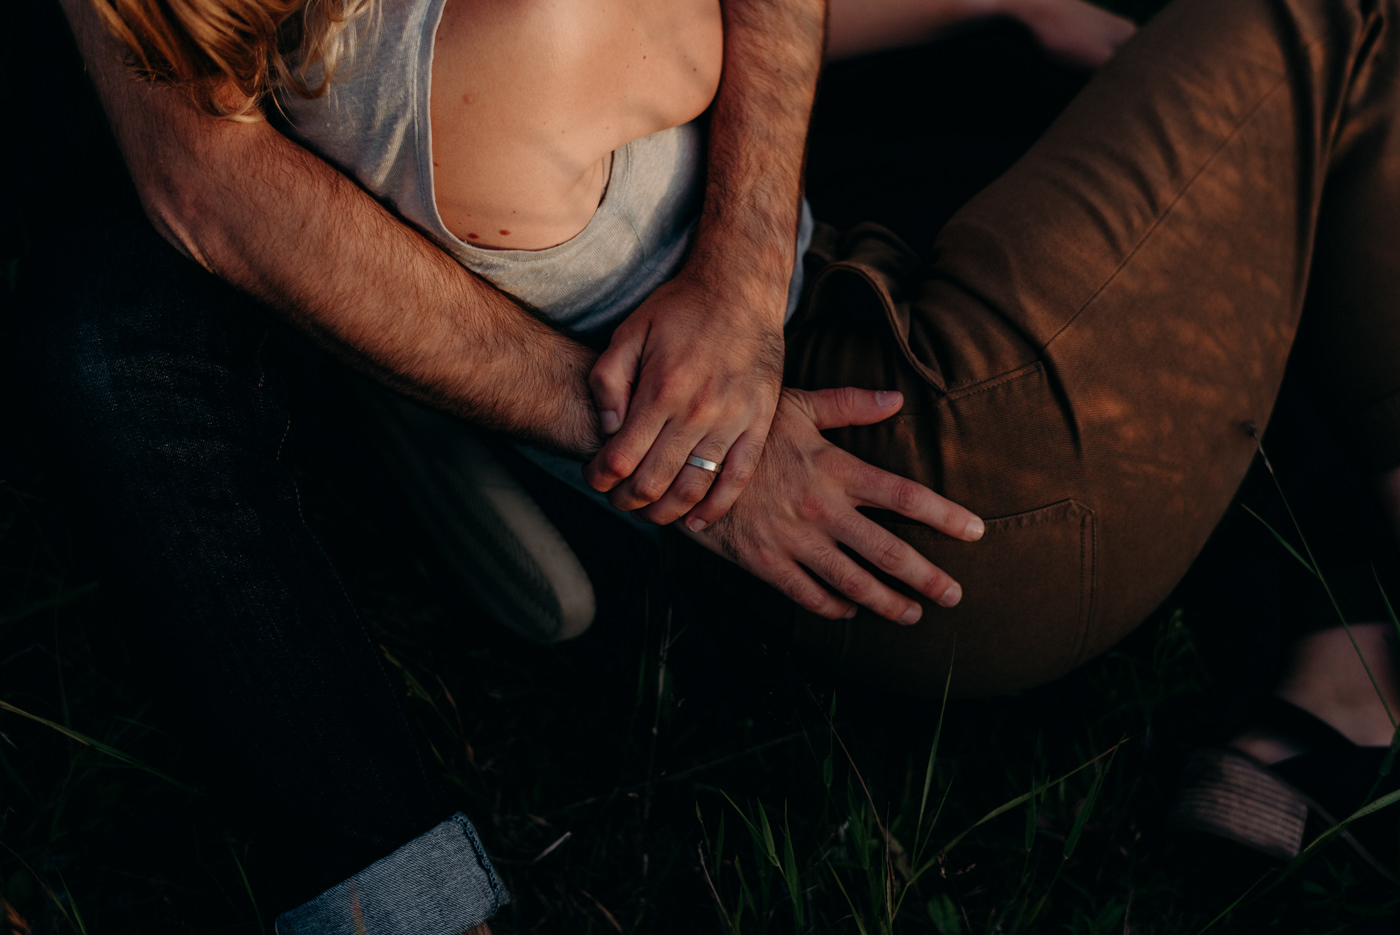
[695,0,825,301]
[60,0,603,458]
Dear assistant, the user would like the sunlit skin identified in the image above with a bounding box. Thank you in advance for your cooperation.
[1231,467,1400,764]
[429,0,723,249]
[428,0,1137,250]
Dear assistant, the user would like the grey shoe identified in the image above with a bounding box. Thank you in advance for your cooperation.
[349,379,595,643]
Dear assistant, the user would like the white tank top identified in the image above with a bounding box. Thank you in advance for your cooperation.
[276,0,811,339]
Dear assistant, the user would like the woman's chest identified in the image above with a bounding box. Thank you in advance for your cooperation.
[428,0,722,248]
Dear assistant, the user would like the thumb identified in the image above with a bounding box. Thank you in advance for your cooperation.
[797,387,905,431]
[588,331,644,434]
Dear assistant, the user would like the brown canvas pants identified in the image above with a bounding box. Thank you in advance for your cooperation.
[692,0,1400,698]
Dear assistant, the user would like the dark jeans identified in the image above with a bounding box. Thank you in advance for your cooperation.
[21,218,458,910]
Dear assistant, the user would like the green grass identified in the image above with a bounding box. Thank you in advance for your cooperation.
[4,422,1400,932]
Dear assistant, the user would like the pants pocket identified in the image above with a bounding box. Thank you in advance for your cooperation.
[799,499,1098,699]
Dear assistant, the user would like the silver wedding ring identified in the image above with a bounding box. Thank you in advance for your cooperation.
[686,454,723,474]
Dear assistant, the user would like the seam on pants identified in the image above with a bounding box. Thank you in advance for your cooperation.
[1040,59,1307,353]
[1071,501,1098,671]
[944,361,1046,401]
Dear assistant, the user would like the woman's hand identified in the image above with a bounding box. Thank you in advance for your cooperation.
[1009,0,1137,70]
[583,264,786,528]
[691,386,985,624]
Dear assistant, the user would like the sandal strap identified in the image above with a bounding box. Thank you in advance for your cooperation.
[1251,696,1358,753]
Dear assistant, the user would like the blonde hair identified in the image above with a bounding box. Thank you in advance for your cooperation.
[93,0,373,118]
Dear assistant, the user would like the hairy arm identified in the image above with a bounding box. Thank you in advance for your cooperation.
[584,0,826,529]
[59,0,603,458]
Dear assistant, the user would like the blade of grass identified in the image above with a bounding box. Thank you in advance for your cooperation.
[1197,785,1400,932]
[1062,745,1117,860]
[759,803,779,870]
[0,582,100,627]
[941,736,1133,854]
[696,841,737,933]
[1239,505,1315,576]
[782,803,804,932]
[1372,564,1400,778]
[914,642,955,865]
[54,874,86,935]
[231,846,268,935]
[826,860,871,935]
[0,699,193,792]
[1247,428,1395,730]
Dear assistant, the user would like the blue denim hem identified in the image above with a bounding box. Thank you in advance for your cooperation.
[275,812,508,934]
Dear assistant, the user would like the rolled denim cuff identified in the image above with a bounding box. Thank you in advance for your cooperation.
[275,812,507,934]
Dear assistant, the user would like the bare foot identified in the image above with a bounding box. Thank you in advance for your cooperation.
[1010,0,1138,69]
[1232,623,1400,764]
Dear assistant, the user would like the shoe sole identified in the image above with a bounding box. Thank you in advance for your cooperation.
[348,378,596,643]
[1168,746,1393,879]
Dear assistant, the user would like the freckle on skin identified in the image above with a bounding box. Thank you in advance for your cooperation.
[467,233,480,240]
[461,93,474,105]
[499,230,511,236]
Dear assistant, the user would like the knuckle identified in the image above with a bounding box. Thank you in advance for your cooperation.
[835,385,863,414]
[922,569,949,596]
[608,489,639,512]
[600,449,635,481]
[722,460,755,488]
[891,480,924,515]
[685,396,720,425]
[835,568,871,602]
[642,503,680,526]
[774,569,820,609]
[654,371,690,403]
[633,476,670,503]
[875,537,908,573]
[587,366,611,395]
[795,490,827,523]
[675,477,709,506]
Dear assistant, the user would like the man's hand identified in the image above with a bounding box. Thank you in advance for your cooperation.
[583,263,785,530]
[582,0,824,526]
[691,387,985,624]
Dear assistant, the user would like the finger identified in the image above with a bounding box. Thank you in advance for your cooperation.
[794,386,905,431]
[583,411,668,494]
[607,418,712,512]
[832,508,964,611]
[683,428,764,532]
[847,459,985,542]
[800,534,934,624]
[588,330,644,435]
[637,433,729,525]
[766,560,858,621]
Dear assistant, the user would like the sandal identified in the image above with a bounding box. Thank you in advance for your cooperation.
[1168,696,1400,879]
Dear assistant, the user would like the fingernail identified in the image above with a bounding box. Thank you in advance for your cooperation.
[875,390,902,408]
[964,517,985,541]
[843,605,858,619]
[937,584,962,608]
[600,410,620,434]
[900,605,922,625]
[686,517,707,533]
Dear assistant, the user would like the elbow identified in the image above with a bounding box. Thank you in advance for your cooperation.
[133,170,217,271]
